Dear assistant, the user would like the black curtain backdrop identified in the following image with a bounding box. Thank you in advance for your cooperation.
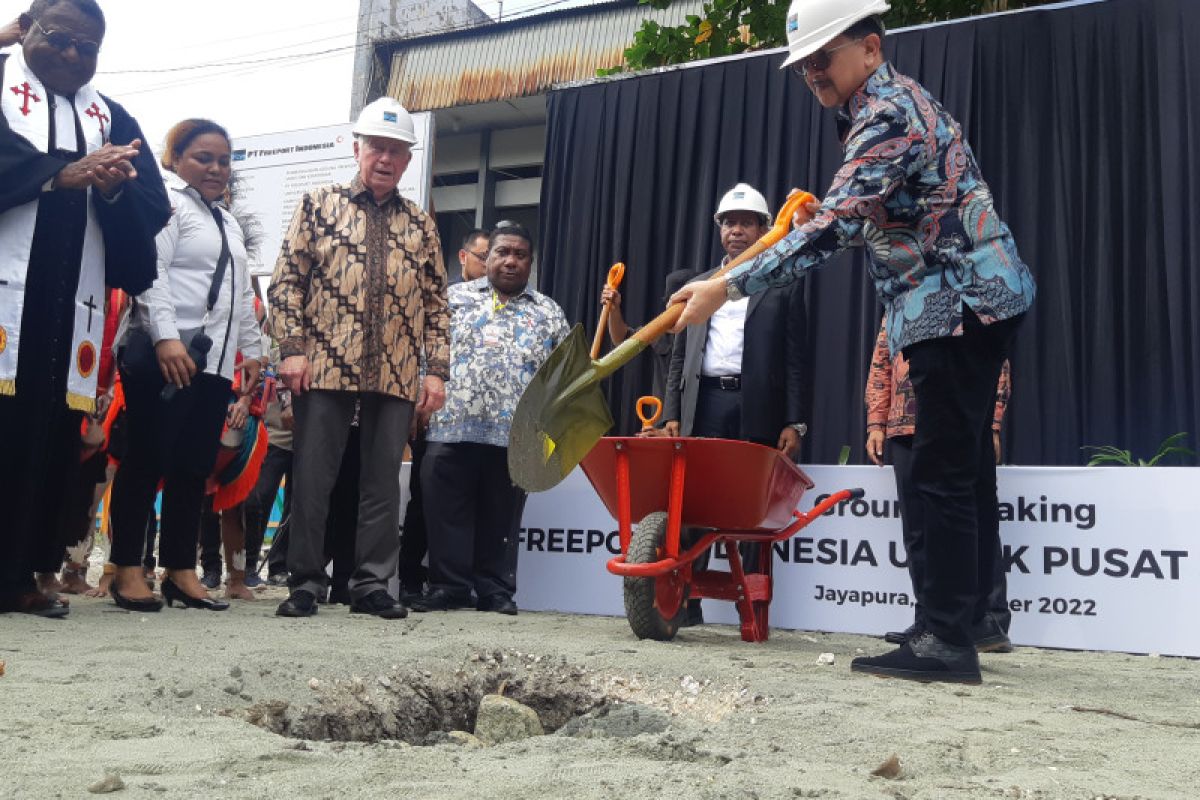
[537,0,1200,466]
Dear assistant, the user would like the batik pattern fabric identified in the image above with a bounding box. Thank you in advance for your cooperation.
[865,317,1011,439]
[728,62,1037,357]
[268,176,449,401]
[427,278,569,448]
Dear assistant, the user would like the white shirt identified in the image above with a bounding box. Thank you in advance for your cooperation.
[701,295,748,377]
[130,173,261,379]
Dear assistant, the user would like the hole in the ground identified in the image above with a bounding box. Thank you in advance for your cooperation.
[233,650,632,746]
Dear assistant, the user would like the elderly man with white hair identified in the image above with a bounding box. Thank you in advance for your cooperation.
[269,97,449,620]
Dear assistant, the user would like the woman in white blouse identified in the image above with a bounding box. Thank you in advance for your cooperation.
[108,119,260,612]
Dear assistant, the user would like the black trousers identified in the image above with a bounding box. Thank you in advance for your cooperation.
[890,435,1011,633]
[0,396,82,599]
[903,309,1022,646]
[690,384,774,573]
[398,436,428,592]
[244,444,292,576]
[199,497,222,575]
[422,442,527,601]
[324,428,361,600]
[288,391,411,601]
[109,369,231,570]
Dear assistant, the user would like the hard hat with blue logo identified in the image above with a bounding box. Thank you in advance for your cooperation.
[352,97,418,145]
[714,183,770,226]
[781,0,891,69]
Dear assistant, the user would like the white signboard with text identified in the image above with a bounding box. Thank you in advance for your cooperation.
[231,116,433,276]
[506,466,1198,657]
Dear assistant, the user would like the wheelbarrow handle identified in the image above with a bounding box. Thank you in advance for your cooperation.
[631,189,817,345]
[591,262,627,360]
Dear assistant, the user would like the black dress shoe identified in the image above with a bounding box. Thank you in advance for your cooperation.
[884,620,923,645]
[199,571,221,590]
[161,578,230,611]
[476,594,518,616]
[1,591,72,618]
[972,614,1014,653]
[110,584,163,613]
[276,589,318,618]
[350,590,409,619]
[410,588,473,612]
[851,631,982,685]
[328,587,352,606]
[679,599,704,628]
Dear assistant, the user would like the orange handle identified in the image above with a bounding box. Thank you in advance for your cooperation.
[632,189,817,345]
[591,262,627,359]
[636,395,663,431]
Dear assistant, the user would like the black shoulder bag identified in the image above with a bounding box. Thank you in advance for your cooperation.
[119,205,233,396]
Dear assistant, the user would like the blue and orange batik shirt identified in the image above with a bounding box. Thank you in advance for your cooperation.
[727,62,1037,357]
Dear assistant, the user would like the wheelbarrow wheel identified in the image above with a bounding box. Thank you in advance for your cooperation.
[623,511,688,641]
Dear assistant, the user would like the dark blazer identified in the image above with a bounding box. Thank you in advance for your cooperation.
[664,267,808,446]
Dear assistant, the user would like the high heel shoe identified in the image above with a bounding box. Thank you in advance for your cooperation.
[161,577,229,611]
[110,582,163,613]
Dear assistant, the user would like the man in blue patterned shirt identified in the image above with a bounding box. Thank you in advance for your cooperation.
[413,222,569,615]
[671,2,1036,684]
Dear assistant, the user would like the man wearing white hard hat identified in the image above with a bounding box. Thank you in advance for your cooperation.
[269,96,450,620]
[663,183,809,626]
[670,2,1037,684]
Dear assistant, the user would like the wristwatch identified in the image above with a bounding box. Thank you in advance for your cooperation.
[788,423,808,437]
[724,275,745,302]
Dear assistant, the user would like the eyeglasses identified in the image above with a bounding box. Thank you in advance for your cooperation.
[464,249,488,262]
[33,19,101,58]
[792,38,860,77]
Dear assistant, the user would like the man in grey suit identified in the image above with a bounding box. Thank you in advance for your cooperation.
[664,184,810,624]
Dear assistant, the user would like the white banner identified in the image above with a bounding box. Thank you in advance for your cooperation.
[231,115,434,277]
[505,466,1199,657]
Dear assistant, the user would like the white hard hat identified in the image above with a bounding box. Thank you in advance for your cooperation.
[714,183,770,225]
[352,97,418,144]
[780,0,891,69]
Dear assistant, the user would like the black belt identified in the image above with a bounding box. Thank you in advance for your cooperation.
[699,375,741,390]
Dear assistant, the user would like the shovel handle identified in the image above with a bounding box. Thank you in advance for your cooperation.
[591,263,627,359]
[636,395,663,431]
[632,190,817,345]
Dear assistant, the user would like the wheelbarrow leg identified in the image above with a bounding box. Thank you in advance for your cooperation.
[725,541,772,643]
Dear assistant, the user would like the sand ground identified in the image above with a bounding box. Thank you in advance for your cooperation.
[1,586,1197,800]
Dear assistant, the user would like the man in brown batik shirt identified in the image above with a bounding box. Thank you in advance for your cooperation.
[269,97,448,620]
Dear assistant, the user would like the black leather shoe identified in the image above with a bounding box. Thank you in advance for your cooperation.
[110,584,163,613]
[851,631,982,684]
[884,620,923,645]
[2,591,73,618]
[410,588,473,612]
[328,587,352,606]
[679,599,704,628]
[399,586,426,606]
[972,614,1014,653]
[351,590,409,619]
[276,589,318,617]
[161,578,229,611]
[199,571,221,590]
[476,594,518,616]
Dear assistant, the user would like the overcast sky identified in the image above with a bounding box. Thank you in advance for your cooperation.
[2,0,602,151]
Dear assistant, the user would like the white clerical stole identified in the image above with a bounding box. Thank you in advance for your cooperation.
[0,49,111,412]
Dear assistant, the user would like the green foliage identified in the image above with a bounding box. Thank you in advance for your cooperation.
[1082,432,1197,467]
[600,0,1055,75]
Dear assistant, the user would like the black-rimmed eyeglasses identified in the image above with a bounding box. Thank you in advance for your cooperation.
[33,19,101,58]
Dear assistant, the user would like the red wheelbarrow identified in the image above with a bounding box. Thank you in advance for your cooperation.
[579,434,863,643]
